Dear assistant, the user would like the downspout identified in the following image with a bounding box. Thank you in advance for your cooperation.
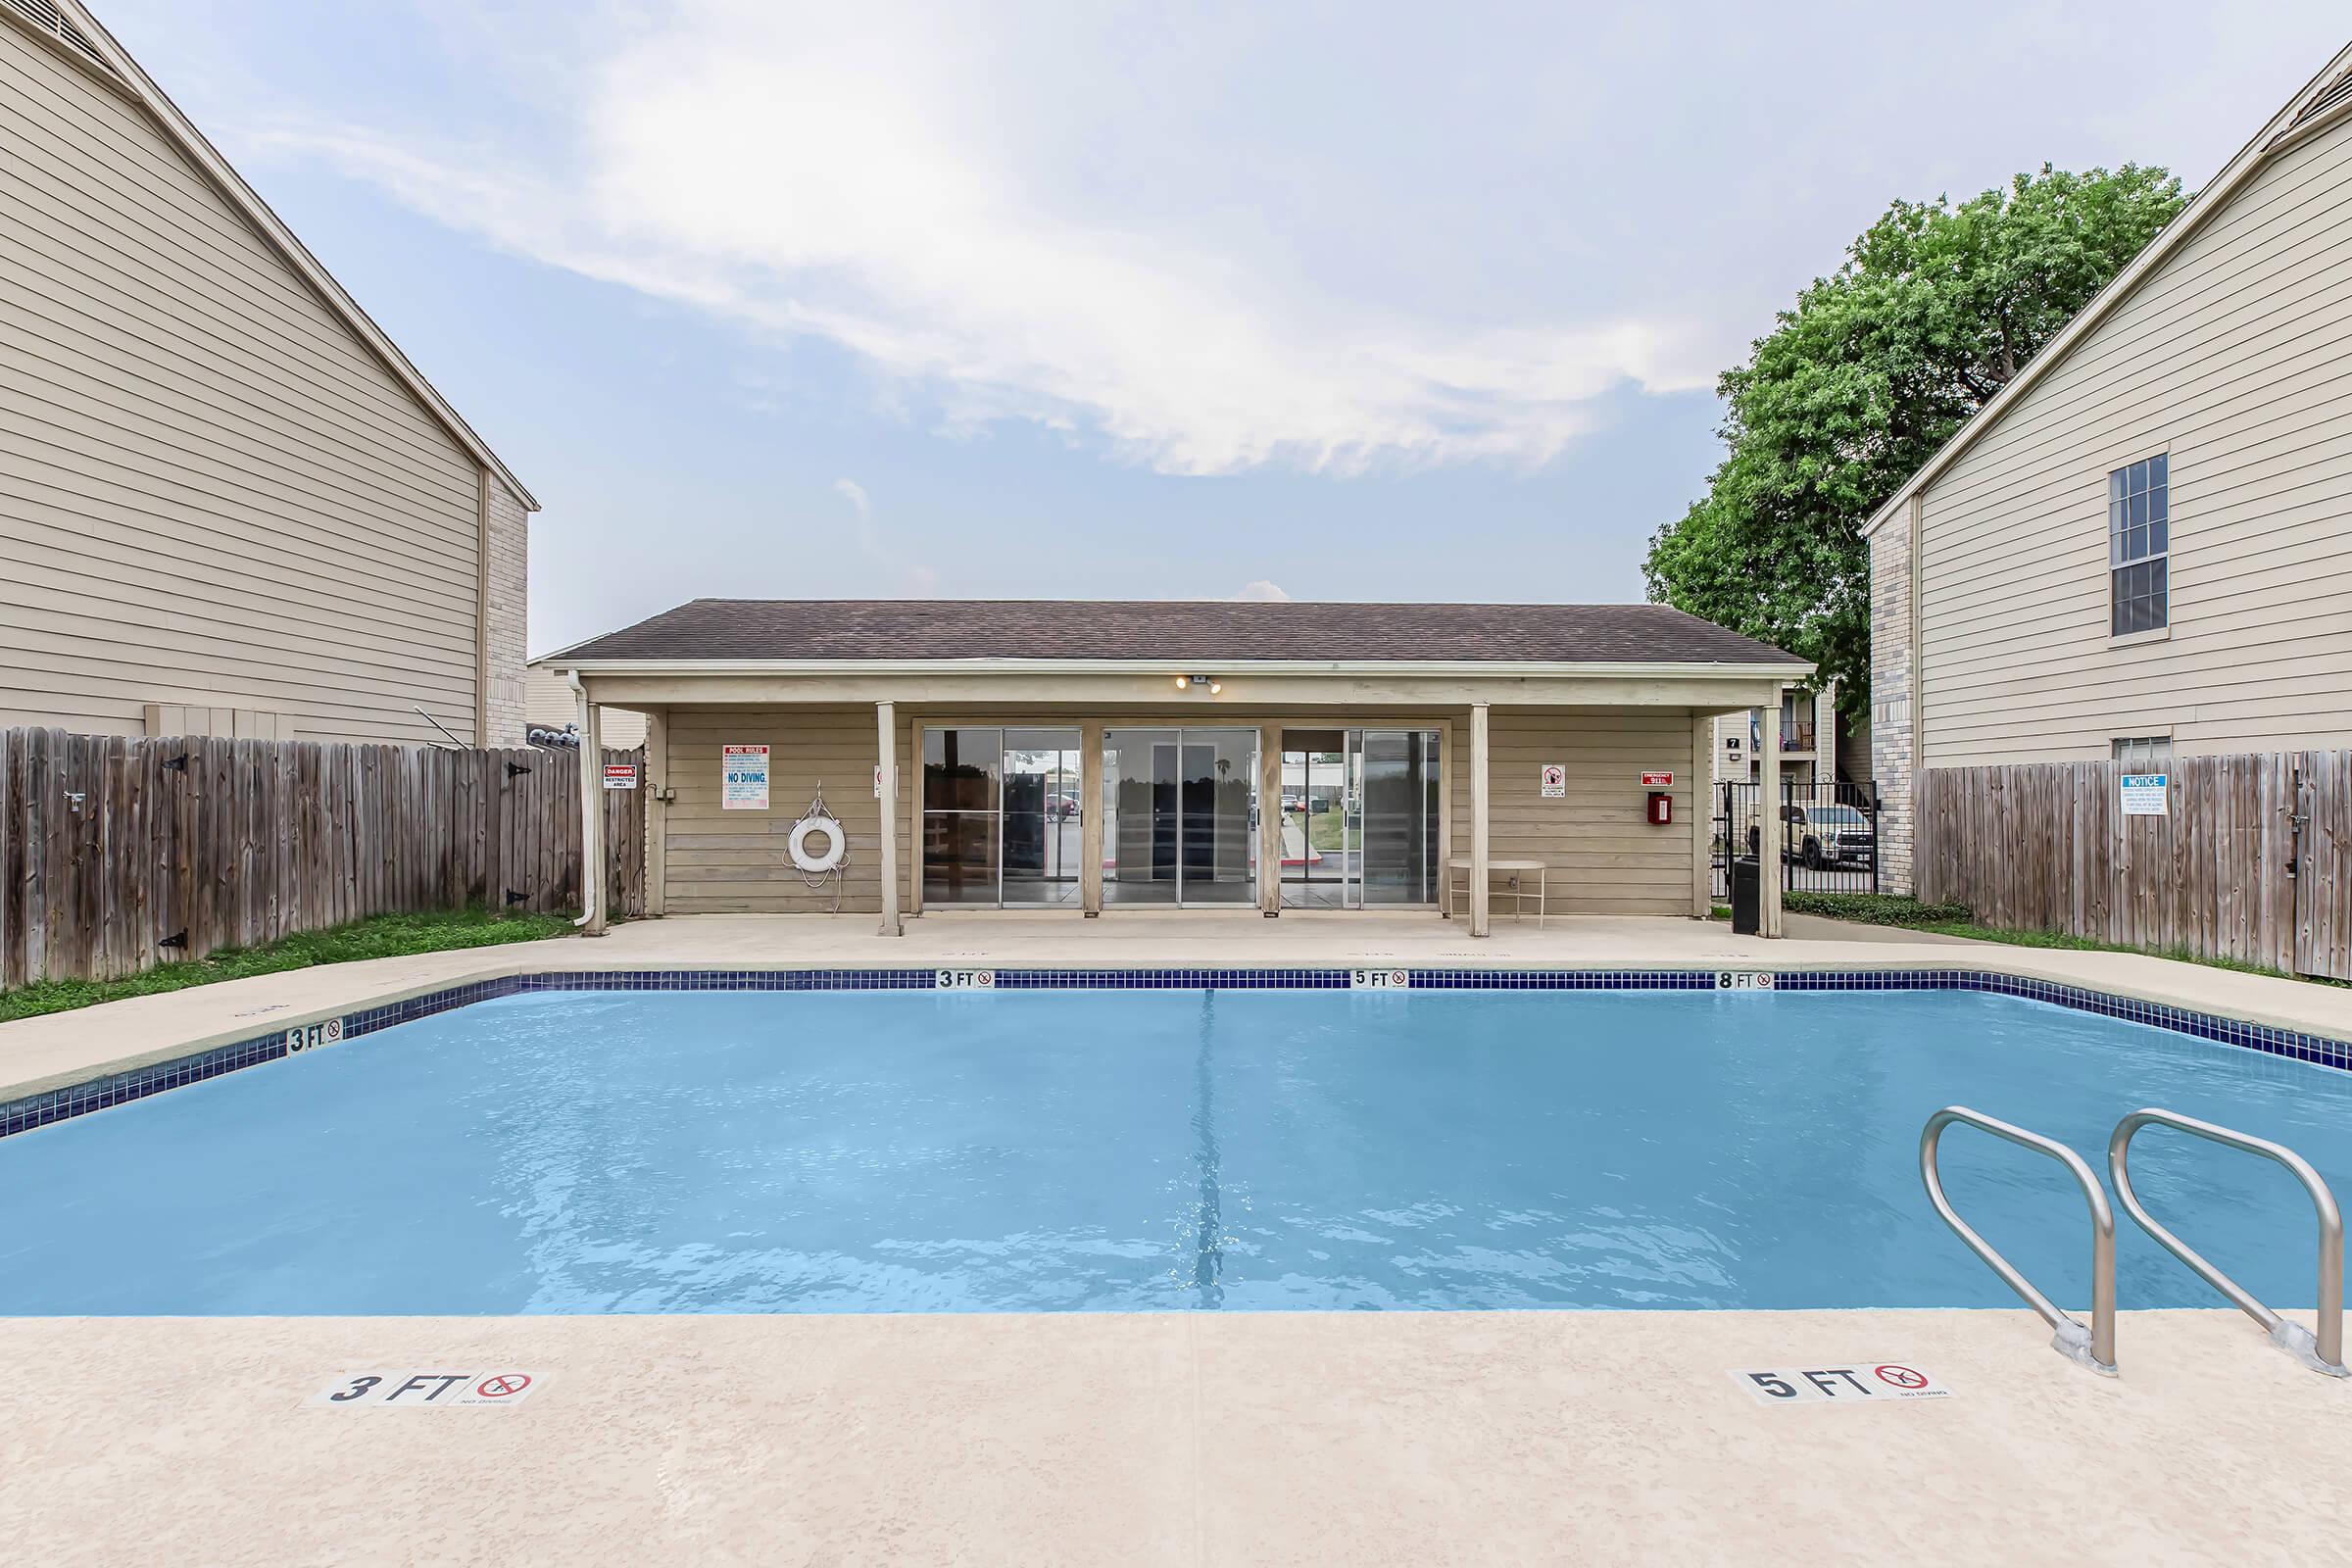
[567,667,598,931]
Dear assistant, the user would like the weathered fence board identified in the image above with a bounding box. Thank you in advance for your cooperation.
[0,730,645,986]
[1918,752,2348,982]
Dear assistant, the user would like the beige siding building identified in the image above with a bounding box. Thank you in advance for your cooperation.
[1867,44,2352,894]
[541,599,1811,936]
[522,666,647,750]
[1707,680,1865,791]
[0,0,536,746]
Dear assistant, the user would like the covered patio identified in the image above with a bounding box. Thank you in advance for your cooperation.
[541,600,1813,941]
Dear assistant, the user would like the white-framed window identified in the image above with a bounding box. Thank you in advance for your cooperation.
[2110,735,2172,768]
[2110,454,2168,635]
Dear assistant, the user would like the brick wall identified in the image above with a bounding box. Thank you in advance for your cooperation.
[483,475,530,746]
[1869,512,1916,894]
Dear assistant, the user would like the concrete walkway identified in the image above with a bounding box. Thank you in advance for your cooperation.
[5,911,2346,1104]
[4,1307,2346,1565]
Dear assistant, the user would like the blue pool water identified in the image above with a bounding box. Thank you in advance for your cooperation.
[0,989,2345,1315]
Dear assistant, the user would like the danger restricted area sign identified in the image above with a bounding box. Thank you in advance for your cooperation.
[308,1371,543,1409]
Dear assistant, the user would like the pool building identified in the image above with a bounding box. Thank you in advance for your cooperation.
[539,600,1811,937]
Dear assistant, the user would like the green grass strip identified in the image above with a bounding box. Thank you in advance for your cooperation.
[0,906,573,1024]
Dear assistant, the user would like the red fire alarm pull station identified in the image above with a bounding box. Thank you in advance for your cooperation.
[1642,771,1673,825]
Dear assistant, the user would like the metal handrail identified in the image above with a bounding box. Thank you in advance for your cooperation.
[2108,1108,2347,1378]
[1921,1107,2118,1374]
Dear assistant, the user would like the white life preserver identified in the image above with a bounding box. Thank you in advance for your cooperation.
[789,814,846,873]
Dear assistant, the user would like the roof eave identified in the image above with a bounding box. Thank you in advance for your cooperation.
[1860,39,2352,542]
[531,656,1817,680]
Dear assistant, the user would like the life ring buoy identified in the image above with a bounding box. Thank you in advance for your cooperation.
[789,815,846,873]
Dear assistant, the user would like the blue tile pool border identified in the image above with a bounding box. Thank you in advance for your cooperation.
[3,965,2345,1140]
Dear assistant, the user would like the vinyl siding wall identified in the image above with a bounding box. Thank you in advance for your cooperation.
[1448,710,1701,917]
[526,668,647,749]
[0,24,493,745]
[652,704,1701,918]
[661,707,914,915]
[1915,111,2352,765]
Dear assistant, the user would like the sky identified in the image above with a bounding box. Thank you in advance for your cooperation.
[90,1,2349,655]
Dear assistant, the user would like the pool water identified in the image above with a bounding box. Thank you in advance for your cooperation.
[0,989,2345,1315]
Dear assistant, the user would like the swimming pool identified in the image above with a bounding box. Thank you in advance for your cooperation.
[0,986,2345,1315]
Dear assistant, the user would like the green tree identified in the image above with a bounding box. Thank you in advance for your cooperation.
[1644,165,2186,717]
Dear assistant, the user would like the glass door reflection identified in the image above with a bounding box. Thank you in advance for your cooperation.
[922,726,1080,907]
[1103,728,1256,906]
[1357,728,1440,905]
[1001,729,1083,906]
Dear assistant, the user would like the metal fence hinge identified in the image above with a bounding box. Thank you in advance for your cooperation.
[505,761,534,779]
[161,754,189,773]
[158,930,188,951]
[504,888,530,906]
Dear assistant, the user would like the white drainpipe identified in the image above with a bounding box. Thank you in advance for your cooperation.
[566,668,598,931]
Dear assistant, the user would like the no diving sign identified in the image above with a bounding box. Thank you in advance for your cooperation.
[1731,1363,1952,1406]
[309,1371,543,1408]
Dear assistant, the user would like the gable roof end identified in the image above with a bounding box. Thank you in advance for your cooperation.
[1859,39,2352,540]
[6,0,540,510]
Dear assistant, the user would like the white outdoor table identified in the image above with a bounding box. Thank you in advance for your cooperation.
[1446,856,1547,927]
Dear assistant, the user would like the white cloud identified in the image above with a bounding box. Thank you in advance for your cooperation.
[1229,580,1292,602]
[253,0,1718,478]
[832,477,870,520]
[237,0,2352,487]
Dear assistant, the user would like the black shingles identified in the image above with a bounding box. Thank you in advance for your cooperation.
[552,599,1800,666]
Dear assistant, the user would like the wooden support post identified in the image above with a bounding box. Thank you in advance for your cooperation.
[877,701,902,936]
[1758,688,1784,938]
[1690,710,1712,918]
[575,689,607,936]
[1080,721,1104,916]
[645,708,668,917]
[1258,724,1283,916]
[1470,702,1492,939]
[1437,717,1454,918]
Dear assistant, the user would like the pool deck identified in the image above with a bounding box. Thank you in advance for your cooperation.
[2,909,2345,1103]
[5,1307,2348,1564]
[5,914,2350,1561]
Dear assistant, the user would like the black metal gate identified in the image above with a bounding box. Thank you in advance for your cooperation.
[1712,779,1882,899]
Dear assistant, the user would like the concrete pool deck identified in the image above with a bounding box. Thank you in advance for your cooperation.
[2,910,2347,1104]
[4,1307,2348,1564]
[5,915,2349,1561]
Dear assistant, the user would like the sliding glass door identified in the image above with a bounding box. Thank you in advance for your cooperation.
[1357,728,1441,905]
[1279,728,1439,908]
[1002,730,1084,906]
[922,726,1082,907]
[1102,729,1257,906]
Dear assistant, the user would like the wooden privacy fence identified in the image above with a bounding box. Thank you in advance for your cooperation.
[0,728,646,987]
[1917,752,2349,982]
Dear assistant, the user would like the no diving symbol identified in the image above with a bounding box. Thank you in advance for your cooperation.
[475,1374,531,1399]
[1874,1364,1929,1391]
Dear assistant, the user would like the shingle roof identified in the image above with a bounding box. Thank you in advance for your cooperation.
[548,599,1801,666]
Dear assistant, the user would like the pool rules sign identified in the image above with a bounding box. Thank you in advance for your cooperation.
[723,744,769,810]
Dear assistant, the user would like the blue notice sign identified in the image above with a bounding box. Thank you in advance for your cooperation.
[2120,773,2169,816]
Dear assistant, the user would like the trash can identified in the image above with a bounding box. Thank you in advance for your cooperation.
[1730,856,1761,936]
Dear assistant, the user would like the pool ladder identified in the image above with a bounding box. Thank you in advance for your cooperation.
[1920,1104,2346,1379]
